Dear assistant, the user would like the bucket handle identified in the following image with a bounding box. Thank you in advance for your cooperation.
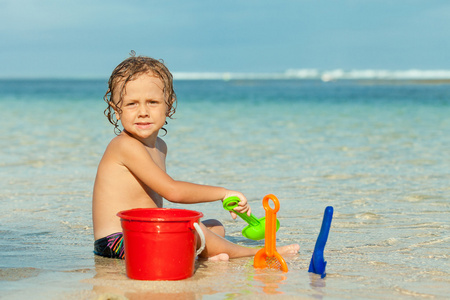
[193,222,206,256]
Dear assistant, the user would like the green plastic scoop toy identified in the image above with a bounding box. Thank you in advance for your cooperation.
[223,196,280,240]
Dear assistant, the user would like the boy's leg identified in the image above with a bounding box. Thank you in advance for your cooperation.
[197,222,257,259]
[197,221,300,260]
[201,219,225,237]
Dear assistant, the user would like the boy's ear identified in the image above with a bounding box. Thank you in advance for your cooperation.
[110,101,121,120]
[166,97,175,116]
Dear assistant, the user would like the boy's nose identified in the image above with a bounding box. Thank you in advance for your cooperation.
[138,105,150,117]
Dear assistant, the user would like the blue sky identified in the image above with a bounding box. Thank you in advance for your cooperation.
[1,0,450,78]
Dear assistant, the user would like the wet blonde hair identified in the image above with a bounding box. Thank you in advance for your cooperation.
[103,52,177,134]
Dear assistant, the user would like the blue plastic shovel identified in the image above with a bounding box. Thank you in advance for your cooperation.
[308,206,333,278]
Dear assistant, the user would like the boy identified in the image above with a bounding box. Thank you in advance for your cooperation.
[92,54,299,260]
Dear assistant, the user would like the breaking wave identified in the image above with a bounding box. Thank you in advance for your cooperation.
[173,69,450,81]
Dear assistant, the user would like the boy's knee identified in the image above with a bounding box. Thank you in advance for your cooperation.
[201,219,225,237]
[202,219,223,228]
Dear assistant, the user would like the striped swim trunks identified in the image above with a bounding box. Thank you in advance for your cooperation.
[94,232,125,259]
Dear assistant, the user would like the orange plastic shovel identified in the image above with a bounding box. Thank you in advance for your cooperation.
[254,194,288,272]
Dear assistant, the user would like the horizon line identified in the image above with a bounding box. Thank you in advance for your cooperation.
[2,68,450,81]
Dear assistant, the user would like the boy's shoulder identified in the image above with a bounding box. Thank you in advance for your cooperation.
[109,132,141,147]
[105,133,145,157]
[107,134,167,156]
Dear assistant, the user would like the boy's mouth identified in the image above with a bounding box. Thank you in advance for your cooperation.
[135,122,152,129]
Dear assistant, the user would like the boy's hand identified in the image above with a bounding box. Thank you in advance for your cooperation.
[223,190,251,219]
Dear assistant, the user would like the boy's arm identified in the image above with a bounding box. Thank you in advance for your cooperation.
[115,136,250,215]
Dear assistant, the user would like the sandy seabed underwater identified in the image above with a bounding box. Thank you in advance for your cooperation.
[0,79,449,299]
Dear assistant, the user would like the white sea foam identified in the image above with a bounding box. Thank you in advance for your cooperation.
[173,69,450,81]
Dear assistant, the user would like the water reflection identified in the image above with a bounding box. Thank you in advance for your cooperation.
[253,269,287,295]
[89,256,197,299]
[309,273,326,299]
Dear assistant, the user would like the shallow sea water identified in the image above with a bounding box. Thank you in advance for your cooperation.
[0,79,449,299]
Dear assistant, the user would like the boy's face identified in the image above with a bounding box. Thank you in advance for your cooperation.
[113,72,168,143]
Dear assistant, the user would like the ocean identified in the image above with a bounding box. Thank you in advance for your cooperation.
[0,78,449,299]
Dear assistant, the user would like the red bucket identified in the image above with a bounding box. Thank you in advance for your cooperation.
[117,208,205,280]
